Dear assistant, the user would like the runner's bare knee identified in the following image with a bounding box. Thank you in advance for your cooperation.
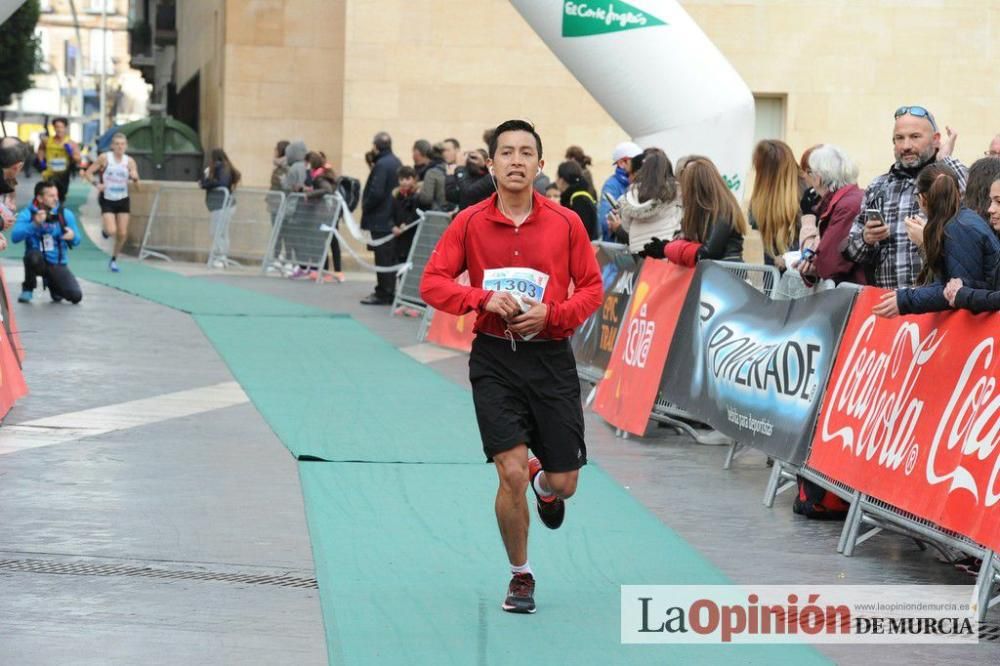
[494,447,529,494]
[545,470,578,499]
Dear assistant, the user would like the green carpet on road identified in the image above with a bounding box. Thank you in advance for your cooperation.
[195,314,483,462]
[300,462,829,666]
[55,182,829,665]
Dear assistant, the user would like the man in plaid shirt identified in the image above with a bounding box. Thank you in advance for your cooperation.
[844,106,966,288]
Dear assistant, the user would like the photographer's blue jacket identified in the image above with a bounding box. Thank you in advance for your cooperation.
[11,203,81,265]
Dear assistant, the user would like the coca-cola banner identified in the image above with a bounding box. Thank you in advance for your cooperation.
[572,243,639,377]
[593,260,694,435]
[660,262,856,464]
[807,288,1000,553]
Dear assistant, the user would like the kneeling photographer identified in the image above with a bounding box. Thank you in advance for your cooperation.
[12,180,82,304]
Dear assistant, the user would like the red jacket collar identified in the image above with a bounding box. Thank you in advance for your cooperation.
[482,190,548,226]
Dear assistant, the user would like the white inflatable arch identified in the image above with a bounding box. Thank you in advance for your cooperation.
[0,1,27,28]
[510,0,755,195]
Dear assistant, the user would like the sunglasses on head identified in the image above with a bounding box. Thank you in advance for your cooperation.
[894,106,938,131]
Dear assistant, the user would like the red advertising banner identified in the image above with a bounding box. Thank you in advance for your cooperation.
[808,288,1000,552]
[593,260,694,435]
[0,264,23,362]
[425,309,476,352]
[0,264,27,417]
[424,271,476,352]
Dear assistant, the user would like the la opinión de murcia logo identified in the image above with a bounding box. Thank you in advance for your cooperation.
[821,315,1000,506]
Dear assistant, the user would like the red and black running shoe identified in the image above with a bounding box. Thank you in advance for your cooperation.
[502,573,536,614]
[528,456,565,530]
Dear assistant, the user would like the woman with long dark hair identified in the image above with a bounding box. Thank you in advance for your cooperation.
[616,148,682,255]
[874,162,1000,317]
[654,155,746,265]
[199,148,241,268]
[944,171,1000,311]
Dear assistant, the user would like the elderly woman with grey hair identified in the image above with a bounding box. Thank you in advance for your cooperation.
[796,144,866,285]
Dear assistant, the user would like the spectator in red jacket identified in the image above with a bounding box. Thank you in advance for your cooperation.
[795,144,866,285]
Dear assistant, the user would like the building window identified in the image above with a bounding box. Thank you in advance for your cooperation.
[87,0,117,14]
[88,28,114,74]
[753,94,786,143]
[35,26,52,72]
[39,0,53,12]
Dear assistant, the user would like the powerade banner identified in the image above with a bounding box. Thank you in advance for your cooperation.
[807,289,1000,553]
[593,260,694,435]
[572,244,638,377]
[660,263,855,464]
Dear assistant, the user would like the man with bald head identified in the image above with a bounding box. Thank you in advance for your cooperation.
[360,131,403,305]
[844,105,966,288]
[986,135,1000,158]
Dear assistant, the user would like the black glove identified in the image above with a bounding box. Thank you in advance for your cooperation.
[642,237,667,260]
[800,187,821,216]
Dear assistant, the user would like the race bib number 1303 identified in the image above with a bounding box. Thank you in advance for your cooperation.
[482,268,549,313]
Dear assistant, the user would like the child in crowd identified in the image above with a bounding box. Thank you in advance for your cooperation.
[392,166,420,264]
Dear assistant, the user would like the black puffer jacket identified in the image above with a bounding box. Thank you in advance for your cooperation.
[362,149,403,233]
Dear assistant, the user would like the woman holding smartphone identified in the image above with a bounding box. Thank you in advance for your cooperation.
[874,163,1000,317]
[615,148,682,256]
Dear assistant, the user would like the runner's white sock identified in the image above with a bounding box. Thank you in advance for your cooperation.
[511,561,533,576]
[533,471,553,497]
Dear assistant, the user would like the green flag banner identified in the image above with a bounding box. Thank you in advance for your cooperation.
[562,1,667,37]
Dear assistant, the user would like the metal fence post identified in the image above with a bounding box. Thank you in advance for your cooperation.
[137,187,166,262]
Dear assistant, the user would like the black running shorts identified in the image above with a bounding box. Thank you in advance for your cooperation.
[99,195,130,215]
[469,333,587,473]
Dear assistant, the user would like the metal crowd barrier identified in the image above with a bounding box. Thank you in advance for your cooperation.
[833,486,1000,621]
[260,193,340,283]
[207,188,286,269]
[754,282,865,507]
[138,184,231,263]
[392,211,452,314]
[712,260,781,298]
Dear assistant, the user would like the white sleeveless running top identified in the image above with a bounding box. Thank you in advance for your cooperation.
[102,152,131,202]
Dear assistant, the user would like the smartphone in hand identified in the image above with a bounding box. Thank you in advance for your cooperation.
[865,208,886,226]
[603,192,619,211]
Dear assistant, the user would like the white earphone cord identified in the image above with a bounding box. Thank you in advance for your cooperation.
[488,165,540,221]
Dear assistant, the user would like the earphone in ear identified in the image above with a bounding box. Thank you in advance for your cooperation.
[537,166,542,175]
[489,167,495,176]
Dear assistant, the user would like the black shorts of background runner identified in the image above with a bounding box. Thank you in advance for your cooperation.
[469,333,586,473]
[52,170,71,203]
[99,195,130,215]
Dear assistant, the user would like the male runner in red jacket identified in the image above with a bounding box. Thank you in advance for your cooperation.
[421,120,603,614]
